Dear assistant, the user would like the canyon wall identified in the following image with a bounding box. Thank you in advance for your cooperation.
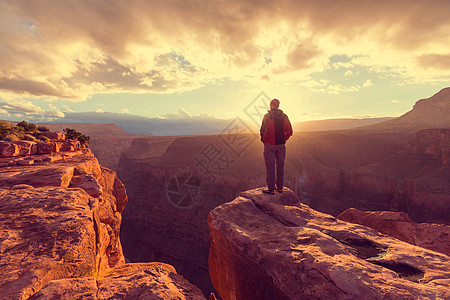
[338,128,450,224]
[0,142,204,299]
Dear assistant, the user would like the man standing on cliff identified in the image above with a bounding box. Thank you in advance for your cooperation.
[260,99,293,194]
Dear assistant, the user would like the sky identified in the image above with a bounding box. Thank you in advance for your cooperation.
[0,0,450,124]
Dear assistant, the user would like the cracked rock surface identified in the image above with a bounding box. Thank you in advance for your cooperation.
[208,188,450,300]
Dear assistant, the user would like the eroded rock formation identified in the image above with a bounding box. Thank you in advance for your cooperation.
[338,208,450,256]
[0,148,204,299]
[208,188,450,300]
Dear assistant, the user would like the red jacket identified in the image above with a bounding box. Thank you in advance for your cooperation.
[260,109,293,145]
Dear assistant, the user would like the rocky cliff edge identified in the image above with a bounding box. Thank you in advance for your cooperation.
[0,148,205,299]
[208,188,450,300]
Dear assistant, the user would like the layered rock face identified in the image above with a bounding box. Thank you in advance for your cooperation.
[209,188,450,300]
[0,148,204,299]
[338,208,450,256]
[341,128,450,224]
[0,140,83,159]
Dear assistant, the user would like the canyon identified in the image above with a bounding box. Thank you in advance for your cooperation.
[116,88,450,296]
[3,87,448,299]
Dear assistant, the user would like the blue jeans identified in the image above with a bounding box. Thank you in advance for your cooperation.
[263,143,286,191]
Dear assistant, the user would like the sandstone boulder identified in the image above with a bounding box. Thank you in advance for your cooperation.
[61,140,81,152]
[52,141,64,153]
[37,142,53,154]
[38,131,65,141]
[338,208,450,256]
[0,141,39,157]
[0,142,19,157]
[69,173,103,197]
[208,188,450,300]
[15,141,37,156]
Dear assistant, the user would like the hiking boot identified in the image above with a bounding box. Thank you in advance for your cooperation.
[262,189,275,195]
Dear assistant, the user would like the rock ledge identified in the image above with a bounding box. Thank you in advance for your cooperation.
[208,188,450,300]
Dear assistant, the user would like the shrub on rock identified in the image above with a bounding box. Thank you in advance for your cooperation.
[37,125,50,132]
[4,133,22,141]
[16,120,38,132]
[64,128,90,145]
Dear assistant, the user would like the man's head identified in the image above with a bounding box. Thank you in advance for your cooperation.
[270,99,280,109]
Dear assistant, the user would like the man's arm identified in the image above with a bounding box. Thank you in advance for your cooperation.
[260,114,269,142]
[284,114,293,140]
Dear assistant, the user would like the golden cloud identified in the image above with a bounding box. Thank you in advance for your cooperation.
[0,0,449,100]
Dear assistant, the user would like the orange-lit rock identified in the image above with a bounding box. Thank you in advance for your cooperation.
[30,263,205,300]
[36,141,53,154]
[0,142,19,157]
[37,131,65,141]
[0,141,38,157]
[208,188,450,300]
[0,148,204,299]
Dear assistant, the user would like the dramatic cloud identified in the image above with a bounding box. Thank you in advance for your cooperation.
[0,99,64,121]
[0,0,449,102]
[417,53,450,70]
[0,100,44,115]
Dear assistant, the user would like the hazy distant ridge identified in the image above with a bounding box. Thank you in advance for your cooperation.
[294,117,394,132]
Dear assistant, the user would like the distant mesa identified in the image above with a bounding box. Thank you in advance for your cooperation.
[44,111,231,136]
[294,117,394,132]
[369,87,450,131]
[40,122,139,138]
